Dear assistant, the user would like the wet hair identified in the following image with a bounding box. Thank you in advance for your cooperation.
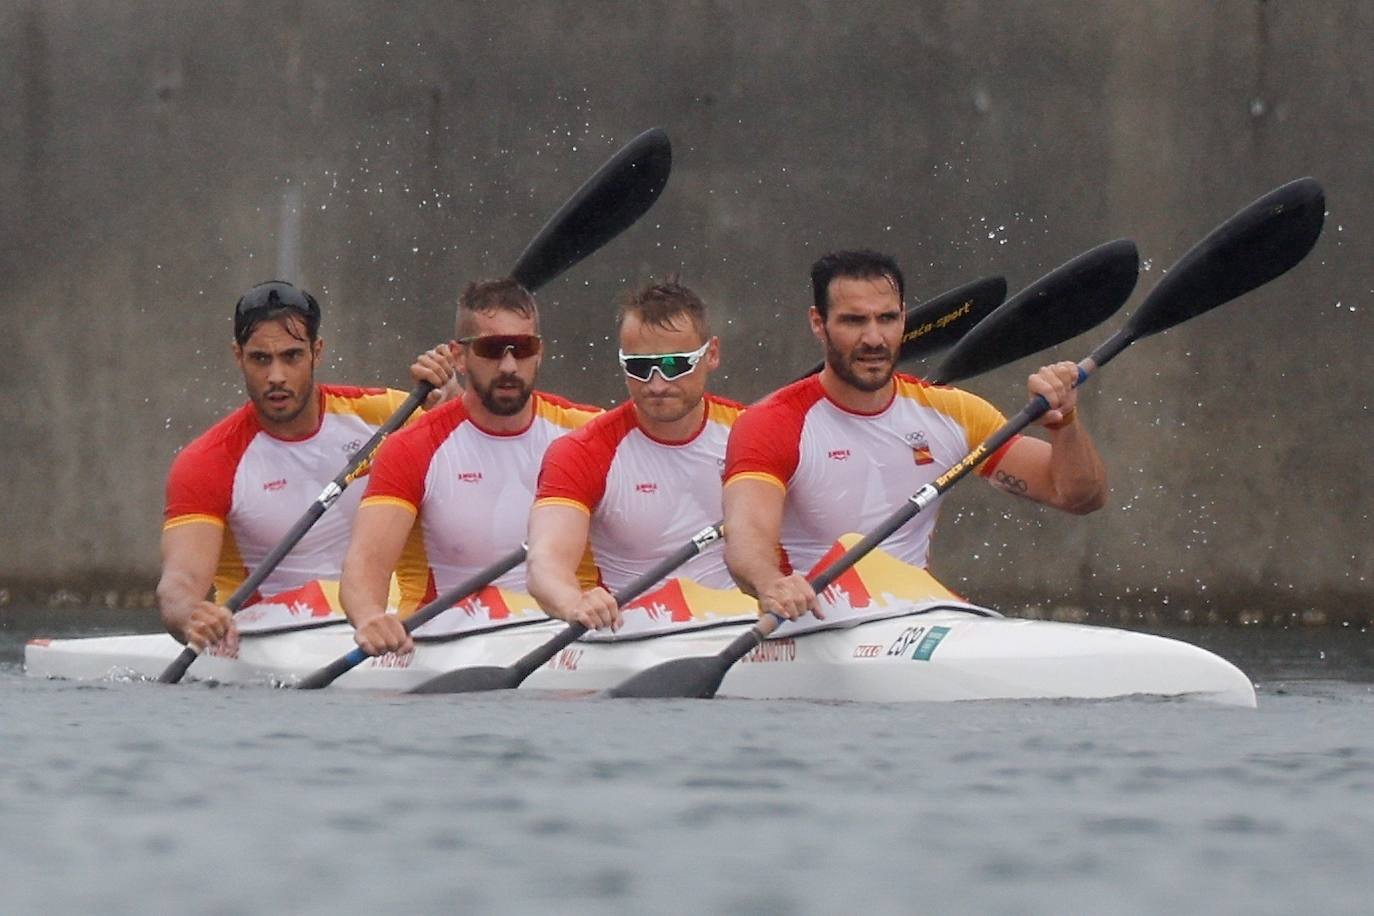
[615,276,711,340]
[810,250,905,319]
[455,278,539,337]
[233,280,321,346]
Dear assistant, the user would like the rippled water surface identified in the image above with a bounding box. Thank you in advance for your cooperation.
[3,610,1373,915]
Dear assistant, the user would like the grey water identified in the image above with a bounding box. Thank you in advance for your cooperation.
[2,610,1373,916]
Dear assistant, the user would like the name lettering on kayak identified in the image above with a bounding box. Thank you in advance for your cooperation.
[548,648,583,672]
[827,449,851,461]
[852,644,883,658]
[741,638,797,664]
[457,471,483,484]
[635,482,659,494]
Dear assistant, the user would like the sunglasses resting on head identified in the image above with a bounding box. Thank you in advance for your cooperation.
[460,334,543,359]
[618,340,711,382]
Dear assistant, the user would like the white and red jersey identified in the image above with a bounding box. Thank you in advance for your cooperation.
[533,394,744,593]
[163,384,414,606]
[361,392,600,614]
[724,373,1015,575]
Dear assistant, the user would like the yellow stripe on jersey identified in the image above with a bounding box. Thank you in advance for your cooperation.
[212,526,248,606]
[163,513,226,532]
[724,471,787,491]
[706,399,745,428]
[394,515,432,617]
[323,388,412,426]
[894,376,1006,452]
[532,496,592,515]
[359,495,420,515]
[534,397,601,431]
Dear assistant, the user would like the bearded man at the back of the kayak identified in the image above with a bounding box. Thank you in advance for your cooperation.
[524,278,744,631]
[157,281,458,653]
[723,249,1109,621]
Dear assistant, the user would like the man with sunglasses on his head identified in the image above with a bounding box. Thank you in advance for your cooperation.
[158,281,458,653]
[341,277,600,656]
[722,250,1107,623]
[524,279,744,631]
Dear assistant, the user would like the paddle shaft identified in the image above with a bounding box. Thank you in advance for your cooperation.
[411,523,724,692]
[295,544,528,689]
[158,381,433,683]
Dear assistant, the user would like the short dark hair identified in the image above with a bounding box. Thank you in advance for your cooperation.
[615,277,710,339]
[810,250,905,319]
[456,277,539,337]
[233,281,321,346]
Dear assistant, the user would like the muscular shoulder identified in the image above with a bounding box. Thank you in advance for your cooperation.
[704,392,747,429]
[545,401,636,462]
[320,383,411,426]
[532,391,603,430]
[164,403,260,523]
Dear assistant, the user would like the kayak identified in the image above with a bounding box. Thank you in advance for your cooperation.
[23,601,1257,706]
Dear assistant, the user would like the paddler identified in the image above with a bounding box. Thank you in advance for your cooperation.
[158,281,457,651]
[524,278,744,630]
[339,278,600,656]
[722,249,1108,620]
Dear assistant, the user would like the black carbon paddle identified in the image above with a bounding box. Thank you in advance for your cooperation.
[160,128,674,685]
[607,177,1323,700]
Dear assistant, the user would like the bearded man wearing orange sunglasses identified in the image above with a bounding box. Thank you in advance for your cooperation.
[340,278,600,657]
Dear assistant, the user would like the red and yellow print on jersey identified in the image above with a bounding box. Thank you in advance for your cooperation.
[533,394,744,593]
[361,391,600,616]
[163,384,413,606]
[724,373,1016,575]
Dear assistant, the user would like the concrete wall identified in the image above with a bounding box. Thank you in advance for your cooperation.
[2,0,1370,617]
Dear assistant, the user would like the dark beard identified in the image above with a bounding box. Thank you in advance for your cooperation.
[470,372,534,416]
[823,336,893,393]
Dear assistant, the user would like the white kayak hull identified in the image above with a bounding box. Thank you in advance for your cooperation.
[24,607,1257,707]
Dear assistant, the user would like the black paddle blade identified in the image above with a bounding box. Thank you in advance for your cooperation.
[408,665,521,694]
[1125,177,1326,341]
[931,239,1139,385]
[509,128,672,292]
[896,276,1008,366]
[602,656,730,699]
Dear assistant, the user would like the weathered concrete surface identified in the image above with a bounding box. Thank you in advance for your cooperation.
[1,1,1370,616]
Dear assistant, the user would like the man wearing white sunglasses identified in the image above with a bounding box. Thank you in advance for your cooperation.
[525,279,743,631]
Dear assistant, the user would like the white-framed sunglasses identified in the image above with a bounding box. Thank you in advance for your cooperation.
[617,340,711,382]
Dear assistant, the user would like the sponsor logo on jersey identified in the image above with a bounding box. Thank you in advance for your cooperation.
[828,449,851,461]
[343,438,363,457]
[262,478,288,492]
[457,471,483,484]
[635,482,659,494]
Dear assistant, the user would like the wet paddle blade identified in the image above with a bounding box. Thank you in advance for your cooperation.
[1124,177,1325,341]
[602,656,731,699]
[509,128,672,292]
[408,665,522,694]
[931,239,1139,385]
